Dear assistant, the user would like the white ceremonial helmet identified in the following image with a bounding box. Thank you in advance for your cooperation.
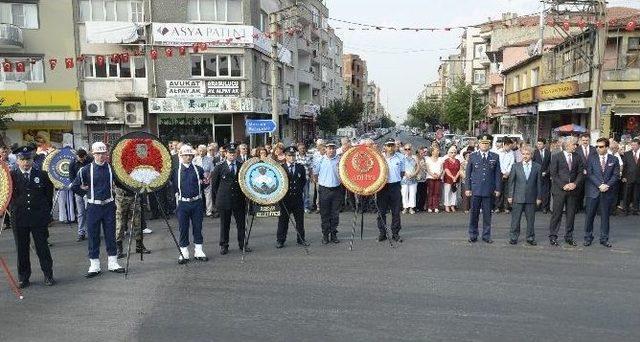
[91,141,108,154]
[179,145,196,156]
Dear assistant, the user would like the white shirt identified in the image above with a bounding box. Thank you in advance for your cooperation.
[425,157,444,180]
[498,149,515,174]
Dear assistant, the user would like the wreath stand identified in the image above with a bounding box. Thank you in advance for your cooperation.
[347,194,395,251]
[0,213,23,300]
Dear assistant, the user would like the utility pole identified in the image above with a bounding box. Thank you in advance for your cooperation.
[468,85,473,134]
[590,0,608,137]
[535,2,545,143]
[269,12,280,143]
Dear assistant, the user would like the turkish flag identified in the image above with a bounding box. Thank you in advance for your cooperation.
[192,44,199,53]
[2,61,12,72]
[49,58,58,70]
[96,55,105,66]
[65,58,74,69]
[110,54,120,63]
[198,42,207,51]
[120,52,130,63]
[15,61,25,73]
[178,46,187,56]
[165,47,173,57]
[76,55,86,63]
[150,49,158,60]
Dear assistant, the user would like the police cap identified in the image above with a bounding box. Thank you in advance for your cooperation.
[285,146,297,155]
[384,138,396,146]
[226,143,238,153]
[477,134,493,144]
[13,145,36,159]
[325,141,337,148]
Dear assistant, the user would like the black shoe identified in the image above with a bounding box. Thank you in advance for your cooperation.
[276,241,285,249]
[392,234,403,243]
[18,280,30,289]
[240,246,252,253]
[600,241,612,248]
[482,238,494,244]
[550,239,559,246]
[85,271,101,278]
[583,240,593,246]
[178,257,189,265]
[526,240,537,246]
[43,277,55,286]
[136,242,151,254]
[322,235,330,245]
[220,246,229,255]
[565,239,577,246]
[330,234,340,244]
[377,234,388,242]
[297,240,310,247]
[468,237,478,243]
[509,239,518,245]
[109,267,125,274]
[76,235,86,242]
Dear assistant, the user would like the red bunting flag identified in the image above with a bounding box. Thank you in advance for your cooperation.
[76,55,86,63]
[2,61,12,72]
[178,46,187,56]
[578,19,586,29]
[110,54,120,63]
[150,49,158,60]
[596,20,605,29]
[198,42,207,51]
[192,44,199,53]
[49,58,58,70]
[96,55,105,66]
[626,20,637,31]
[65,58,74,69]
[120,52,129,63]
[562,21,571,31]
[16,61,25,72]
[165,47,173,57]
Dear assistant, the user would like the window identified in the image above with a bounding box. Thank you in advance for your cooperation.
[83,55,146,79]
[187,0,242,22]
[521,73,527,89]
[530,67,539,87]
[259,10,268,32]
[474,43,486,59]
[78,0,144,22]
[191,54,243,78]
[627,38,640,68]
[0,3,39,29]
[512,76,519,92]
[261,59,268,82]
[473,69,486,85]
[0,57,44,82]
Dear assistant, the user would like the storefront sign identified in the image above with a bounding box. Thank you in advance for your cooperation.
[519,88,534,104]
[206,80,240,97]
[538,97,591,112]
[509,105,537,116]
[535,81,579,101]
[506,93,520,107]
[166,80,204,98]
[149,97,271,114]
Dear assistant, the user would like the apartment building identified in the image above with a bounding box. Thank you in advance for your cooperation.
[342,53,367,103]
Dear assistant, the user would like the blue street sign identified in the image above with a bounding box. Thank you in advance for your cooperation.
[246,119,277,134]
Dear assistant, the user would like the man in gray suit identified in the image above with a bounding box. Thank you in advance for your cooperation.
[507,146,542,245]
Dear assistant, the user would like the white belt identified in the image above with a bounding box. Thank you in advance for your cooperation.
[179,195,202,202]
[87,198,114,205]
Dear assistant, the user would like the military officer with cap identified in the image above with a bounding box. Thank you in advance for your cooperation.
[313,141,342,244]
[465,134,502,243]
[211,143,249,255]
[172,144,208,264]
[5,145,55,288]
[377,138,405,242]
[71,141,125,277]
[277,146,310,248]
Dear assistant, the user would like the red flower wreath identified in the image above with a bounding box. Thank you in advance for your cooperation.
[120,139,163,174]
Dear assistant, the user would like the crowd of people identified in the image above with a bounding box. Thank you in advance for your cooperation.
[0,130,638,289]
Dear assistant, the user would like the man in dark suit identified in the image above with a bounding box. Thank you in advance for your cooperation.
[548,136,585,246]
[533,138,551,213]
[621,138,640,215]
[6,145,55,288]
[276,146,310,248]
[584,138,620,247]
[577,133,596,211]
[211,143,249,255]
[465,134,502,244]
[507,146,542,245]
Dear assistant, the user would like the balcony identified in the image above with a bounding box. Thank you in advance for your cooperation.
[603,69,640,82]
[0,23,23,49]
[83,78,149,102]
[298,69,313,85]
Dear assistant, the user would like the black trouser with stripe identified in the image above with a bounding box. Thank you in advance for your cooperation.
[376,182,402,236]
[319,185,343,236]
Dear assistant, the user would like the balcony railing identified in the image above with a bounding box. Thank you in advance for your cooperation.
[603,68,640,82]
[0,23,23,49]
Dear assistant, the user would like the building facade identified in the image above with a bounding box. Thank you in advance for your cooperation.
[342,53,367,103]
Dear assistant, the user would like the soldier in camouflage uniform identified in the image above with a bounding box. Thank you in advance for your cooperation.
[115,184,151,258]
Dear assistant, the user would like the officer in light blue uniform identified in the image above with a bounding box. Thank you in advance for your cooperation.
[71,141,125,278]
[465,134,502,243]
[313,141,342,245]
[376,138,405,242]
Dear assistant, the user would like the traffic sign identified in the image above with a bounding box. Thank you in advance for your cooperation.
[246,119,277,134]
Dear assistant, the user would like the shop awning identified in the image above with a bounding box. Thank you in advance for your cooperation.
[613,107,640,116]
[538,97,591,112]
[553,124,587,133]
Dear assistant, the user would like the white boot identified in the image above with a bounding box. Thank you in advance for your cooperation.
[86,259,101,278]
[194,244,209,261]
[178,247,190,264]
[108,255,125,273]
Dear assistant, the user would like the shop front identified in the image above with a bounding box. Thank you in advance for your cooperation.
[508,104,538,144]
[538,97,592,138]
[603,91,640,140]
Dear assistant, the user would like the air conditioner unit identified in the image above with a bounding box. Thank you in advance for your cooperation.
[123,101,144,127]
[86,100,105,117]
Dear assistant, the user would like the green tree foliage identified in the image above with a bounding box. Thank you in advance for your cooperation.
[380,116,396,128]
[317,98,364,134]
[406,96,442,128]
[0,98,17,132]
[441,80,484,133]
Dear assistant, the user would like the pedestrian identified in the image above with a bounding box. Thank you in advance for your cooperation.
[415,147,428,212]
[313,141,342,244]
[277,146,310,248]
[507,146,542,245]
[311,139,326,213]
[465,135,502,243]
[257,146,269,161]
[460,151,471,213]
[495,137,515,213]
[56,147,76,225]
[533,138,551,213]
[272,143,286,163]
[296,142,314,213]
[548,136,584,247]
[237,143,250,163]
[583,138,619,248]
[621,138,640,215]
[211,143,249,255]
[377,138,405,242]
[425,146,443,213]
[114,183,151,259]
[6,145,55,288]
[443,146,462,212]
[71,141,125,277]
[69,148,93,241]
[577,133,596,212]
[609,140,625,214]
[401,143,419,214]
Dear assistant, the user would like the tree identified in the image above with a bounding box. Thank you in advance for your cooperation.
[441,80,484,133]
[0,98,17,132]
[317,108,338,135]
[380,116,396,128]
[405,95,442,130]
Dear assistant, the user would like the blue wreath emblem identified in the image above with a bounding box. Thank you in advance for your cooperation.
[243,162,283,203]
[47,147,76,189]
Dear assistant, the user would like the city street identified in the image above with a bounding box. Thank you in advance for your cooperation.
[1,195,639,341]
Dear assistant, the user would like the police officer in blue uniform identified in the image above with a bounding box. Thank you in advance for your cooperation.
[172,145,208,264]
[6,145,55,288]
[277,146,310,248]
[377,138,405,242]
[465,135,502,243]
[71,141,125,277]
[313,141,343,244]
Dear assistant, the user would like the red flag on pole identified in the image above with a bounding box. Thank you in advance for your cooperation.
[49,58,58,70]
[2,61,12,72]
[15,61,25,73]
[65,58,74,69]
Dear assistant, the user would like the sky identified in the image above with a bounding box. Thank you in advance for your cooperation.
[327,0,640,124]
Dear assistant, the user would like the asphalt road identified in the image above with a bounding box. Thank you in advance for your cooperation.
[1,131,639,341]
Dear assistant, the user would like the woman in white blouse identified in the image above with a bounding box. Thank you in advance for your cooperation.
[401,144,421,214]
[425,146,444,212]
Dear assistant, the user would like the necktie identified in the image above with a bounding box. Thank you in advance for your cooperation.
[482,153,487,161]
[567,153,572,170]
[524,163,530,180]
[289,164,294,175]
[584,146,588,158]
[635,151,639,165]
[230,162,235,175]
[601,156,606,172]
[541,150,544,159]
[23,172,29,183]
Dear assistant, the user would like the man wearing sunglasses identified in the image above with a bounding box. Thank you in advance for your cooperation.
[583,138,620,248]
